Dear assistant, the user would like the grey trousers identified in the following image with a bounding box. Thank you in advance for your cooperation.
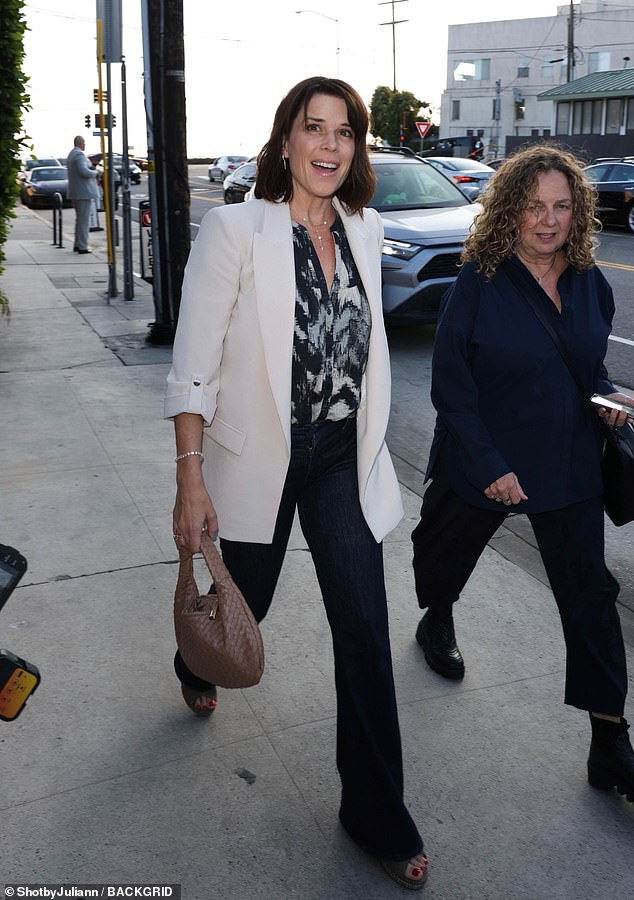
[72,198,92,250]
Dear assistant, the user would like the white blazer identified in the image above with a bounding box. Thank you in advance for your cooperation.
[165,197,403,543]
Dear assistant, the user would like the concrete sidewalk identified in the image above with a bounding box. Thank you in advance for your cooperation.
[1,205,632,900]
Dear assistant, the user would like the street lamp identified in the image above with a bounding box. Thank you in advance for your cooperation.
[295,9,340,76]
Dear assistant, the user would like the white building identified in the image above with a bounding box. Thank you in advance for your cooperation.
[440,1,634,158]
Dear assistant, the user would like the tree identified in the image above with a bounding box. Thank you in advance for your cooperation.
[0,0,30,315]
[370,86,430,148]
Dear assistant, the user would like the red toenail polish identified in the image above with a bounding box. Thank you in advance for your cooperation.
[412,868,422,877]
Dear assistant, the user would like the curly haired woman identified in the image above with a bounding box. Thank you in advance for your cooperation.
[411,144,634,803]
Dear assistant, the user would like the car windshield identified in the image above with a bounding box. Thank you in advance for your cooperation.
[31,168,66,181]
[228,156,247,163]
[369,160,469,211]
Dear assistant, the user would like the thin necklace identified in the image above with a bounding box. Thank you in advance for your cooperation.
[291,207,331,253]
[517,249,558,286]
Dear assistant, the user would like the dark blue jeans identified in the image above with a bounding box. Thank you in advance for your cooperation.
[176,416,423,860]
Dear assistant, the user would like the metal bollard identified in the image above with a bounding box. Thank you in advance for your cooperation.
[52,193,63,248]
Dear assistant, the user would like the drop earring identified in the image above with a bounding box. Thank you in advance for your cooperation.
[282,155,287,170]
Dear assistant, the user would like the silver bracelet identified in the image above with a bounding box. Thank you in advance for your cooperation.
[175,450,204,462]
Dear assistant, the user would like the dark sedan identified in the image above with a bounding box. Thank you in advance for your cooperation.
[223,162,257,204]
[19,166,71,209]
[584,159,634,233]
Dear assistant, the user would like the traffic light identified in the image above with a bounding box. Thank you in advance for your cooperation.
[111,115,116,128]
[84,114,91,128]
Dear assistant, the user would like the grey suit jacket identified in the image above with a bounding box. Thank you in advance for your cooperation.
[66,147,98,201]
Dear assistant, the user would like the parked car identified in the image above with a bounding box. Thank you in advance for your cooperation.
[208,155,248,182]
[367,148,480,323]
[19,166,71,209]
[583,158,634,233]
[424,156,496,200]
[223,162,257,204]
[94,154,142,184]
[18,157,62,182]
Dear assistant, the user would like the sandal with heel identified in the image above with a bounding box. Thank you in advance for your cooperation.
[181,684,218,717]
[381,852,430,890]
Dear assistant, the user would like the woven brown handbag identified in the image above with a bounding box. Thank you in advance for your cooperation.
[173,532,264,688]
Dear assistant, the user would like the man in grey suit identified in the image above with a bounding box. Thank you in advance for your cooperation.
[66,136,98,254]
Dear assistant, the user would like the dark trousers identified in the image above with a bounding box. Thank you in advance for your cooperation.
[176,416,422,861]
[411,457,628,716]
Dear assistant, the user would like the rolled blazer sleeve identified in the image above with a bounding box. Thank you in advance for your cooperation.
[165,207,243,424]
[431,270,511,491]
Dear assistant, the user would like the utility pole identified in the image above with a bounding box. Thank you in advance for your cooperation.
[379,0,408,92]
[567,0,575,82]
[142,0,191,345]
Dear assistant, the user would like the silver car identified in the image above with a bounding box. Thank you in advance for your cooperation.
[208,155,249,183]
[368,149,480,323]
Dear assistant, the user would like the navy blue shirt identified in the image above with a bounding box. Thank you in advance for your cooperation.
[427,257,616,513]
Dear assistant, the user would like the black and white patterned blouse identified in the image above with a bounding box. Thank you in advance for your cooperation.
[290,215,372,425]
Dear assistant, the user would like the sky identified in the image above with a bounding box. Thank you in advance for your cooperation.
[21,0,565,160]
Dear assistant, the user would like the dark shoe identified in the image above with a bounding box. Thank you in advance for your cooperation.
[587,715,634,802]
[415,609,465,680]
[181,684,218,718]
[77,248,92,254]
[73,246,79,252]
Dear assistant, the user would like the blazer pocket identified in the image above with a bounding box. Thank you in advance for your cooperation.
[207,416,246,455]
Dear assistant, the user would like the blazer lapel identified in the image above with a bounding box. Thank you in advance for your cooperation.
[253,201,295,449]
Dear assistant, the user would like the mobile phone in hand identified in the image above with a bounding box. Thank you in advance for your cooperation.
[590,394,634,418]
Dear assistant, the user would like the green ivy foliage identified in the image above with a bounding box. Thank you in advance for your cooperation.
[0,0,31,314]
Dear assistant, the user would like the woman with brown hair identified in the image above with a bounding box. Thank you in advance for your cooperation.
[166,77,428,889]
[412,143,634,804]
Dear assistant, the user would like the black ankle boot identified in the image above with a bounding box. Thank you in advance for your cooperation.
[415,608,465,680]
[587,714,634,802]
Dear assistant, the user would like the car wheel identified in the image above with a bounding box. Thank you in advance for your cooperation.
[224,190,232,204]
[626,202,634,234]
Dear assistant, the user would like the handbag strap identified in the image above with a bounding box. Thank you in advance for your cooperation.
[500,258,588,403]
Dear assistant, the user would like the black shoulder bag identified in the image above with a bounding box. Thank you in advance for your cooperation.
[501,260,634,527]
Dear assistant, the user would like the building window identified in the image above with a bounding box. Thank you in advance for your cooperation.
[543,129,551,137]
[517,57,530,78]
[541,62,554,80]
[581,100,594,134]
[452,100,460,120]
[606,98,624,134]
[627,98,634,133]
[556,102,570,135]
[453,58,490,81]
[588,51,611,74]
[593,100,603,133]
[513,89,525,120]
